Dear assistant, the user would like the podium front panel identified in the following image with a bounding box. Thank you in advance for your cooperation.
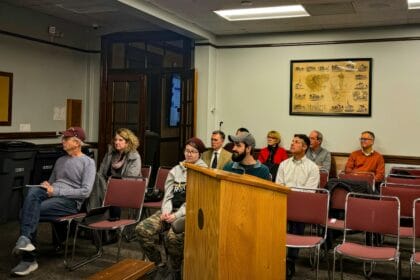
[184,167,287,280]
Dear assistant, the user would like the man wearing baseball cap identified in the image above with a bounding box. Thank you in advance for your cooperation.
[11,127,96,276]
[223,132,270,180]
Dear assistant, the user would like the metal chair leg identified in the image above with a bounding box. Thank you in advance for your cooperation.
[68,227,103,271]
[63,219,72,268]
[363,261,375,277]
[315,245,320,280]
[332,248,336,280]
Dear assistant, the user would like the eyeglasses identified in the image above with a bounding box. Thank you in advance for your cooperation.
[359,138,373,141]
[184,149,198,154]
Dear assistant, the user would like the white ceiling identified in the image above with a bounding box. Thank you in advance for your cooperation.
[4,0,420,38]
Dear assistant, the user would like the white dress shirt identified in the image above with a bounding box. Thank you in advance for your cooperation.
[275,155,320,189]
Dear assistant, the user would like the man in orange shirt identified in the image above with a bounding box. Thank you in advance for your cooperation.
[345,131,385,185]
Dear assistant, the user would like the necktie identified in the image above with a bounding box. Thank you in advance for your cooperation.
[212,152,218,168]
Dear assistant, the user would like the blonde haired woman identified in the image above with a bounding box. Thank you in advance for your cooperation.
[88,128,141,212]
[258,130,288,181]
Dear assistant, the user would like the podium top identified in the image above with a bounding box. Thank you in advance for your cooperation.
[185,163,290,195]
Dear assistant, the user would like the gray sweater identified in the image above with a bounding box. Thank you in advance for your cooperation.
[98,145,142,178]
[50,154,96,209]
[161,159,208,218]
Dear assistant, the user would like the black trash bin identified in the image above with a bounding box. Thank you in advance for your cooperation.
[0,141,37,223]
[31,146,65,185]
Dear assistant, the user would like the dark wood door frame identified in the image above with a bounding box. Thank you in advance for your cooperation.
[98,73,147,163]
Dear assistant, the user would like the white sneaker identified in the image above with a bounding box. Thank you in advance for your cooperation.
[11,260,38,276]
[12,236,35,254]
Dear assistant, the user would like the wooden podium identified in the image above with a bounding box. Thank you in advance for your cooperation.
[183,164,290,279]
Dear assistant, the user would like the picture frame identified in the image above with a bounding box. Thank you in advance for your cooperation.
[290,58,372,116]
[0,71,13,125]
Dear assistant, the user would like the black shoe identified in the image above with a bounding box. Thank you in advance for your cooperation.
[286,258,295,280]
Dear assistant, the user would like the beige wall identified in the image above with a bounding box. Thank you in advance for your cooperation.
[0,3,100,143]
[195,26,420,157]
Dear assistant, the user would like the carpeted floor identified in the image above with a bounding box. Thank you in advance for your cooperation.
[0,220,415,279]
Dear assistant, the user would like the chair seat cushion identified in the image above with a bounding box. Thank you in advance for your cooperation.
[86,219,137,230]
[327,218,345,230]
[336,242,398,260]
[286,234,323,247]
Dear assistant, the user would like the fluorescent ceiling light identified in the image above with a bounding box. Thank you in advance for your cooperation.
[408,0,420,9]
[214,5,309,21]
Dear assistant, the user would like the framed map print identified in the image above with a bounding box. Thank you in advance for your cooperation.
[290,58,372,116]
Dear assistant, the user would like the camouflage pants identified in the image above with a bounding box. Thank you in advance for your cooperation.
[136,210,184,269]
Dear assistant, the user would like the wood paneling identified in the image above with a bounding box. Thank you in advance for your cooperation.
[184,164,289,280]
[87,259,154,280]
[66,99,82,128]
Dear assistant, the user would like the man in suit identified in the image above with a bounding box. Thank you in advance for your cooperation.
[202,130,232,169]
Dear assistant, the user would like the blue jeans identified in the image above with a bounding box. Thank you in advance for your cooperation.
[20,187,78,262]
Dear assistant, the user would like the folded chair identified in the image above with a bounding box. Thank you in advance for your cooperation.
[286,187,330,280]
[69,177,147,270]
[410,198,420,280]
[333,192,400,279]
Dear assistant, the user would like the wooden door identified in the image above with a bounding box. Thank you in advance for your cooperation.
[98,74,147,162]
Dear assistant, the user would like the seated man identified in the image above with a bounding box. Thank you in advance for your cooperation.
[223,127,249,153]
[202,130,232,169]
[11,127,96,276]
[345,130,385,185]
[223,132,271,180]
[306,130,331,172]
[136,137,208,278]
[275,134,320,280]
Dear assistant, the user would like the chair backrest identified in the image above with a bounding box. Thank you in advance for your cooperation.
[154,166,171,192]
[141,165,152,180]
[104,177,147,209]
[319,168,329,188]
[381,183,420,218]
[338,171,375,190]
[344,193,400,238]
[386,175,420,186]
[390,166,420,177]
[330,187,348,210]
[287,188,329,226]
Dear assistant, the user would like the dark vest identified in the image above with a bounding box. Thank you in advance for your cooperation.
[172,181,187,209]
